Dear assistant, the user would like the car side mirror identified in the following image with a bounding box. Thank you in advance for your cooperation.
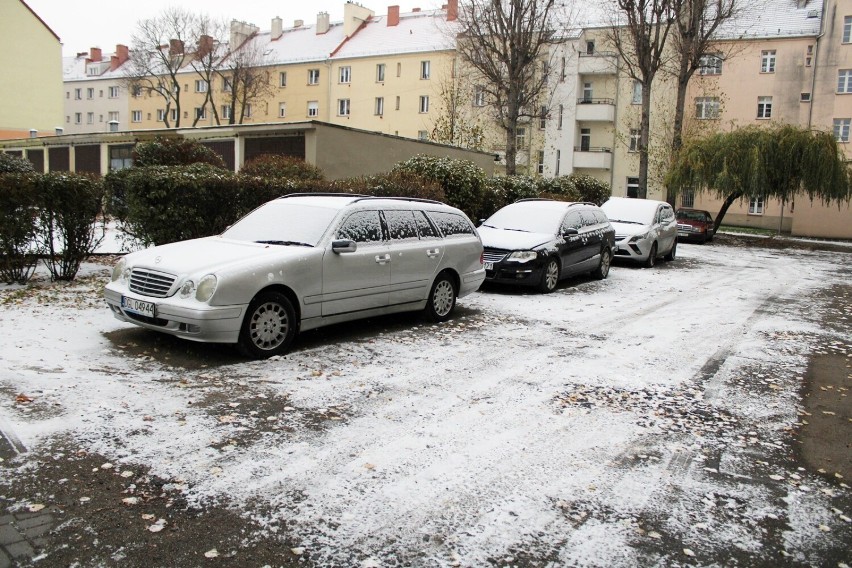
[562,228,579,237]
[332,239,357,254]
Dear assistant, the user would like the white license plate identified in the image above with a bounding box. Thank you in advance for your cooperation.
[484,262,494,271]
[677,231,689,237]
[122,296,155,318]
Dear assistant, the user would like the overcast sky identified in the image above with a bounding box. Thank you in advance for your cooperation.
[24,0,443,57]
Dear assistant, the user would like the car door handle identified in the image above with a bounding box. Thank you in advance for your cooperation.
[426,248,441,257]
[375,254,391,264]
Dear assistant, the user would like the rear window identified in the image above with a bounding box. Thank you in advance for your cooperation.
[429,211,475,237]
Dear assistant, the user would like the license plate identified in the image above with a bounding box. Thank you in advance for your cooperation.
[121,296,155,318]
[677,231,689,237]
[484,262,494,271]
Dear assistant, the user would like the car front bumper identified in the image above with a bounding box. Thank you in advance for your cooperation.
[484,259,545,287]
[104,286,246,344]
[612,237,652,262]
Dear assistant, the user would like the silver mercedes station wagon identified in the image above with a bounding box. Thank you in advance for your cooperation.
[104,194,486,358]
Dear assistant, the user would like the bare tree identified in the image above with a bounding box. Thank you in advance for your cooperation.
[455,0,565,174]
[124,7,195,128]
[430,62,488,150]
[188,15,228,126]
[607,0,681,198]
[669,0,737,155]
[218,33,274,125]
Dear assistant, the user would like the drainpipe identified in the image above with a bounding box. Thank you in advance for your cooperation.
[610,50,619,192]
[807,0,828,129]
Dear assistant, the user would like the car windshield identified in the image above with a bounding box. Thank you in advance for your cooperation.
[482,204,564,234]
[221,200,340,246]
[677,210,711,222]
[601,200,656,225]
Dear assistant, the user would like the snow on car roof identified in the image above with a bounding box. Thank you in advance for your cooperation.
[601,197,663,224]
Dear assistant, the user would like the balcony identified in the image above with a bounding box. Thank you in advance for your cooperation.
[573,147,612,170]
[575,98,615,122]
[577,51,618,75]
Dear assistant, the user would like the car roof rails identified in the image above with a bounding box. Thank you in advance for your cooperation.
[514,198,598,207]
[280,192,371,199]
[351,196,445,206]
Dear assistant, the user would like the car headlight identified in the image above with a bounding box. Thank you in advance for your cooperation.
[628,232,650,243]
[195,275,217,302]
[507,251,538,263]
[111,258,126,282]
[179,279,195,299]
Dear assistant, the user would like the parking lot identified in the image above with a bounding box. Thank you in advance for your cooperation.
[1,236,850,567]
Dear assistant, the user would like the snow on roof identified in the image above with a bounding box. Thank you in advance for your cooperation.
[63,53,128,82]
[715,0,823,39]
[244,22,347,66]
[332,9,458,60]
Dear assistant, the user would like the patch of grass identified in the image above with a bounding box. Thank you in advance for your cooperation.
[718,225,779,237]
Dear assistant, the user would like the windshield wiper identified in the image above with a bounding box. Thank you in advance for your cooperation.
[609,219,644,225]
[255,240,314,247]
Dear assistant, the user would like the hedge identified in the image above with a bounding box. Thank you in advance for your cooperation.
[0,173,40,284]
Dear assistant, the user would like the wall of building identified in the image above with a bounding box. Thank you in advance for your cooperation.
[0,0,63,139]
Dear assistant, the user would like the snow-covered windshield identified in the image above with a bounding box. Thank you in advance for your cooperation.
[601,198,657,225]
[482,203,564,234]
[221,201,340,246]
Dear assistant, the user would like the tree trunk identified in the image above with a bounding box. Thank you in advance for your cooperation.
[671,55,691,157]
[638,81,652,199]
[505,121,518,175]
[714,191,743,232]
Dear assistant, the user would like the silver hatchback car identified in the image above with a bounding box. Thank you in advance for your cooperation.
[105,194,486,358]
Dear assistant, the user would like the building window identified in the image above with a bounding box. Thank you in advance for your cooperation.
[834,118,851,142]
[195,80,209,93]
[582,82,593,102]
[419,95,429,113]
[74,113,82,124]
[801,92,812,102]
[397,62,402,77]
[376,63,385,82]
[631,81,642,104]
[223,78,233,92]
[339,66,351,84]
[516,127,526,147]
[681,189,695,208]
[474,86,485,107]
[555,150,561,176]
[420,60,431,80]
[338,98,350,116]
[395,96,400,111]
[87,87,94,99]
[131,110,142,123]
[195,107,206,120]
[748,196,764,215]
[557,104,563,129]
[86,112,94,124]
[560,56,566,81]
[760,50,776,73]
[838,69,852,93]
[157,109,166,122]
[308,69,320,85]
[805,44,814,67]
[695,96,720,119]
[131,85,141,97]
[757,96,772,119]
[627,177,640,198]
[279,72,287,87]
[375,97,384,116]
[539,106,547,129]
[629,129,640,152]
[65,115,70,123]
[170,109,178,121]
[66,91,70,99]
[537,150,545,174]
[278,102,287,118]
[586,40,595,55]
[74,88,82,100]
[418,130,428,140]
[221,105,231,120]
[108,86,119,98]
[699,54,722,75]
[844,16,852,43]
[245,104,252,118]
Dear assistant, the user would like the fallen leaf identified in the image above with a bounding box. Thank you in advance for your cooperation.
[121,470,134,478]
[291,547,305,555]
[648,531,662,539]
[122,497,139,505]
[148,518,167,533]
[15,394,33,404]
[204,549,219,558]
[142,513,156,520]
[364,463,375,470]
[683,549,695,557]
[28,504,45,512]
[819,524,831,532]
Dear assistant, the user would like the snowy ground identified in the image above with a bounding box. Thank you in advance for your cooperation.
[1,240,850,566]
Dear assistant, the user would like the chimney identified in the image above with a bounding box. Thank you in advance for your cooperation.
[89,47,102,62]
[230,20,260,48]
[272,16,283,39]
[110,44,129,70]
[198,34,214,57]
[412,7,421,12]
[388,5,400,26]
[294,19,304,28]
[344,2,374,37]
[316,12,330,34]
[169,39,184,55]
[446,0,458,21]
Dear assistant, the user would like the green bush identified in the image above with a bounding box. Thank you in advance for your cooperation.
[36,173,106,281]
[0,153,35,174]
[240,154,324,181]
[481,176,541,218]
[0,173,40,284]
[392,155,487,220]
[103,168,134,222]
[568,174,611,205]
[334,170,446,201]
[133,137,227,169]
[236,175,306,217]
[118,164,239,246]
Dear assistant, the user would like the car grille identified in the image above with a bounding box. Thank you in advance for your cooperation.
[129,268,176,298]
[483,249,509,263]
[677,224,697,232]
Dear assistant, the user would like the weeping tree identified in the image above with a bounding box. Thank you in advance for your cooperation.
[666,125,851,231]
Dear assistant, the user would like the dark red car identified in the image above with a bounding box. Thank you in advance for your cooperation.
[676,208,715,243]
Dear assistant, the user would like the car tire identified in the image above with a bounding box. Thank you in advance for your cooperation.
[664,240,677,261]
[538,257,560,293]
[592,247,612,280]
[425,272,457,322]
[644,243,658,268]
[237,291,297,359]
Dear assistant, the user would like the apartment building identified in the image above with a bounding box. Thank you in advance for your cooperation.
[0,0,62,139]
[63,46,131,134]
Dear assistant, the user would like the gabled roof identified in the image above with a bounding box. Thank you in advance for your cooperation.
[715,0,823,39]
[19,0,60,42]
[332,10,458,60]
